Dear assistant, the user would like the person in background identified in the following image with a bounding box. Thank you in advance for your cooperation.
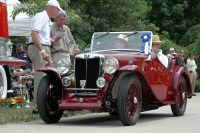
[112,34,129,49]
[28,0,62,114]
[10,66,33,103]
[179,50,187,67]
[151,35,168,68]
[167,47,176,57]
[51,10,79,65]
[187,52,198,96]
[15,43,31,70]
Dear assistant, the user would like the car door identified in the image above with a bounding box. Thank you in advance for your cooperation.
[144,57,171,101]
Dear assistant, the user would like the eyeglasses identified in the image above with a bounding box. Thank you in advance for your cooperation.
[180,52,184,53]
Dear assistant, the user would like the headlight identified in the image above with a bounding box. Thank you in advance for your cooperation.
[96,77,105,88]
[56,58,72,75]
[103,57,119,74]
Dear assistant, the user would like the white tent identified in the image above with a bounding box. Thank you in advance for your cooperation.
[7,0,32,37]
[8,17,32,36]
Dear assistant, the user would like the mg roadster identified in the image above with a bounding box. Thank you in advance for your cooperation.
[37,31,192,126]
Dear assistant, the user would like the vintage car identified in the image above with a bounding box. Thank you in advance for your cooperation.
[37,31,192,126]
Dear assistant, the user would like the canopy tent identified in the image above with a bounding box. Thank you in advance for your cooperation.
[8,17,32,37]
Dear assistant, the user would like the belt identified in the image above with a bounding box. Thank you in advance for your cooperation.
[28,43,50,47]
[52,50,68,53]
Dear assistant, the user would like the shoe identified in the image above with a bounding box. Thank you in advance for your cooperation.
[32,110,39,114]
[192,94,197,96]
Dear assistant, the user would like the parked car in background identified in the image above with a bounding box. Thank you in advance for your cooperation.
[37,31,192,126]
[0,0,26,98]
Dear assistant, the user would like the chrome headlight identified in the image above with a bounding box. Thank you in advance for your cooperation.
[103,57,119,74]
[56,58,72,75]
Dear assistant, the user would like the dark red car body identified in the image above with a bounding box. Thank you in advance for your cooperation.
[37,31,192,126]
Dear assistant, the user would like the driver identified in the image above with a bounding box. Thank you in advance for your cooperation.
[112,34,129,49]
[151,35,168,68]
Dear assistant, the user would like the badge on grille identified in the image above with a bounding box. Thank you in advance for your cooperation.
[84,53,89,59]
[80,80,86,89]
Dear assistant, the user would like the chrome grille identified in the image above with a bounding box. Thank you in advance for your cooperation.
[74,54,103,94]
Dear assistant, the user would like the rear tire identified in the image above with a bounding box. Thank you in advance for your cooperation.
[117,75,142,126]
[171,76,187,116]
[37,75,63,123]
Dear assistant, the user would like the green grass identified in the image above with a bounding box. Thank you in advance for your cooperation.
[0,103,40,125]
[0,102,92,125]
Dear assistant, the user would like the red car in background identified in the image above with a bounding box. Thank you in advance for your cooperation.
[37,31,192,126]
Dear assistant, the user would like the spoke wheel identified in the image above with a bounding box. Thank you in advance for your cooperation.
[171,76,187,116]
[37,75,63,123]
[0,66,7,98]
[117,75,142,126]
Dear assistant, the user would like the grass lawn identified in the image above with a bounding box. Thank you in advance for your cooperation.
[0,102,40,125]
[0,102,92,125]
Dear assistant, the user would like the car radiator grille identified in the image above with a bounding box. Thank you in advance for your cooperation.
[74,57,101,94]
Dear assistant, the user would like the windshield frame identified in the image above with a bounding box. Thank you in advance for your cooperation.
[90,31,153,53]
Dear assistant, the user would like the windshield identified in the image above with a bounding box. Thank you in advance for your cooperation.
[91,31,153,53]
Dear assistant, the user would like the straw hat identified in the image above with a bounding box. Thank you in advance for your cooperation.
[112,34,129,45]
[152,35,165,45]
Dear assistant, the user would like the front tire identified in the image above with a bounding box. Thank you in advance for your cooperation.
[171,76,187,116]
[117,75,142,126]
[0,65,7,98]
[37,75,63,123]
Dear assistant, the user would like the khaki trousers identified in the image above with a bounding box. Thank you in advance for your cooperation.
[28,45,52,111]
[188,72,197,94]
[52,52,70,67]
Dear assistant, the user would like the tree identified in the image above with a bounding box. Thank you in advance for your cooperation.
[180,24,200,46]
[68,0,159,48]
[146,0,188,44]
[12,0,158,50]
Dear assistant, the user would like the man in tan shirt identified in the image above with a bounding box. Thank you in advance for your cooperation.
[51,10,80,65]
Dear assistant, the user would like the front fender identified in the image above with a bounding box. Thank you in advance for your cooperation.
[37,66,61,79]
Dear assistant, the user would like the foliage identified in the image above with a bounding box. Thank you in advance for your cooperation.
[159,34,187,55]
[146,0,200,45]
[195,79,200,92]
[180,24,200,46]
[187,33,200,68]
[11,0,159,50]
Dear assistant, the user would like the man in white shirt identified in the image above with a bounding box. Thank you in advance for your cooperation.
[187,52,198,96]
[151,35,168,68]
[27,0,63,114]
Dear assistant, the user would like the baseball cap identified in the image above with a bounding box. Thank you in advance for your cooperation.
[46,0,63,11]
[169,47,175,52]
[16,43,23,50]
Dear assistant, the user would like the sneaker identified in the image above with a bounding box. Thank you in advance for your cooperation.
[192,94,197,96]
[32,110,39,114]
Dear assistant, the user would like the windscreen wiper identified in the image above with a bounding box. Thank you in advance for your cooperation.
[125,31,138,38]
[96,32,110,39]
